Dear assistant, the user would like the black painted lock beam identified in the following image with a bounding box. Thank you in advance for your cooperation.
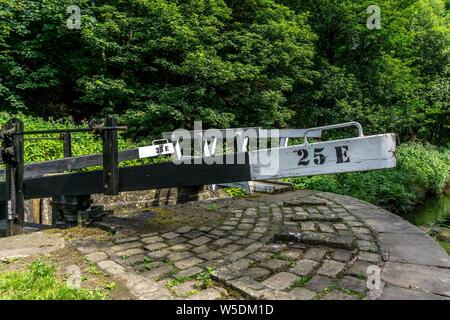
[102,117,119,196]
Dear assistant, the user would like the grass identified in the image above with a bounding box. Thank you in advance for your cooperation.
[223,187,247,198]
[337,287,365,300]
[163,259,175,266]
[87,265,102,276]
[270,252,296,267]
[105,282,117,291]
[166,266,215,292]
[207,204,218,212]
[143,257,155,270]
[195,267,214,290]
[353,273,367,280]
[0,257,20,264]
[313,284,337,300]
[314,283,366,300]
[291,276,312,288]
[0,261,106,300]
[437,240,450,255]
[186,289,200,297]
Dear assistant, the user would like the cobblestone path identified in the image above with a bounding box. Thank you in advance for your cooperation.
[71,190,450,300]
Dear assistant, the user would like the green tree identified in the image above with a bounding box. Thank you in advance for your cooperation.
[0,0,448,145]
[281,0,449,145]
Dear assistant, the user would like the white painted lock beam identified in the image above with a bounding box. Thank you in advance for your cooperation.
[249,133,396,180]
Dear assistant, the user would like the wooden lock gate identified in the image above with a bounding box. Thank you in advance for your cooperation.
[0,118,396,237]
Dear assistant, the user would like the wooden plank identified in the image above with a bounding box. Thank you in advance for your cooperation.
[0,153,251,201]
[0,143,176,178]
[102,118,119,195]
[250,134,396,180]
[2,128,322,178]
[31,199,41,224]
[0,149,135,178]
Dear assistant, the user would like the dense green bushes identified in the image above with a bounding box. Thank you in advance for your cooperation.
[0,112,137,163]
[290,142,450,214]
[0,0,448,145]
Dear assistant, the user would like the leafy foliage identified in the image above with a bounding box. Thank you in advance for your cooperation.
[0,0,446,145]
[223,187,247,197]
[281,0,449,146]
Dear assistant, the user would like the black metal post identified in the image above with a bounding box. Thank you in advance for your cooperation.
[0,201,6,221]
[14,120,25,232]
[52,132,74,227]
[0,164,6,222]
[61,132,72,158]
[102,117,119,195]
[1,119,25,236]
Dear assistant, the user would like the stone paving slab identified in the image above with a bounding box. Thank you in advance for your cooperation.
[306,275,333,292]
[337,276,367,293]
[382,262,450,297]
[262,272,298,290]
[379,285,450,300]
[0,232,64,261]
[316,260,346,278]
[322,290,358,300]
[378,233,450,268]
[289,287,316,300]
[86,251,108,263]
[355,211,423,234]
[65,190,450,300]
[290,259,319,276]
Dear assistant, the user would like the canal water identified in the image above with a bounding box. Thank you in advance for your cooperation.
[404,195,450,254]
[404,195,450,227]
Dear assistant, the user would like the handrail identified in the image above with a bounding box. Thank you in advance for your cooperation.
[302,122,364,144]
